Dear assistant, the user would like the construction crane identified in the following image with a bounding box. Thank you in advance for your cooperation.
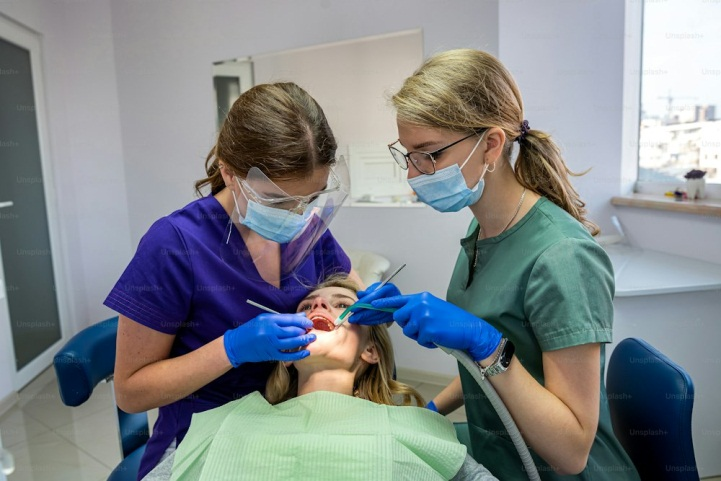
[657,91,695,122]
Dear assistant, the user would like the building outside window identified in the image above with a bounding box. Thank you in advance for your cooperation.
[638,0,721,184]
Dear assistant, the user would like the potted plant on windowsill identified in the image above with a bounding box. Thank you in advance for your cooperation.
[684,169,706,200]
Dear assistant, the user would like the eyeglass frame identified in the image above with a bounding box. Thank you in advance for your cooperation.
[388,129,487,175]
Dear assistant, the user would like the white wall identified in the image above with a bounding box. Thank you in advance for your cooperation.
[0,0,132,398]
[252,30,424,167]
[499,1,626,236]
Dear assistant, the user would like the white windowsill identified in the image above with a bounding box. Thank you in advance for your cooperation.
[611,193,721,217]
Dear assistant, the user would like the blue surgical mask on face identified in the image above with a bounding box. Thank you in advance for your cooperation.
[408,133,488,212]
[240,201,314,244]
[231,181,319,244]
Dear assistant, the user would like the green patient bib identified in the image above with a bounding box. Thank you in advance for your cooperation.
[170,391,467,481]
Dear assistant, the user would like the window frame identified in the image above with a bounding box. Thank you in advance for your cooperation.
[623,0,721,200]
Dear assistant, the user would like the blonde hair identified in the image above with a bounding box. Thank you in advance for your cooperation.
[265,275,425,407]
[391,49,599,236]
[195,82,337,196]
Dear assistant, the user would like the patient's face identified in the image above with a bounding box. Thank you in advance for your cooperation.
[295,286,372,369]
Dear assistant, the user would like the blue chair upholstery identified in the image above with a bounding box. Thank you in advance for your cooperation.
[53,316,148,481]
[606,338,699,481]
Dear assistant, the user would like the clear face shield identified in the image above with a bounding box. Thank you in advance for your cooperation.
[226,156,350,282]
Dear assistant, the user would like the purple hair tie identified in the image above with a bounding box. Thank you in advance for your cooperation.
[517,120,530,143]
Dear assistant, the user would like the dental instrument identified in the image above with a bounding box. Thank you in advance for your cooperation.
[245,299,280,314]
[333,263,406,328]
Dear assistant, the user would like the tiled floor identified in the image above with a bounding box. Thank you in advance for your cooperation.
[0,368,462,481]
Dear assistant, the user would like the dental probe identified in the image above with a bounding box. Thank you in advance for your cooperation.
[333,263,407,328]
[245,299,280,314]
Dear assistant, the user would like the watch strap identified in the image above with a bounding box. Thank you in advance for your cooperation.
[477,338,507,380]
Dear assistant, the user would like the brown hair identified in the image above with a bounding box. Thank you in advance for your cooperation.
[391,49,599,235]
[195,82,338,196]
[265,275,425,407]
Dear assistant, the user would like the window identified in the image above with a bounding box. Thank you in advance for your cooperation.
[638,0,721,184]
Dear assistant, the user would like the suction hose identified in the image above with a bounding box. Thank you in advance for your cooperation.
[439,345,541,481]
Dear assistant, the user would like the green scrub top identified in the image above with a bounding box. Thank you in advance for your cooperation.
[447,197,640,481]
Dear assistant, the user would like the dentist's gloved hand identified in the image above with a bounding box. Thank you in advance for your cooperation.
[347,282,401,326]
[224,313,315,367]
[372,292,502,362]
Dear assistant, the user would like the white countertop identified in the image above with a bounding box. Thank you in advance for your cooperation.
[604,244,721,297]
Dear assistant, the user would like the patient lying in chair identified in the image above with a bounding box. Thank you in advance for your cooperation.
[143,275,497,481]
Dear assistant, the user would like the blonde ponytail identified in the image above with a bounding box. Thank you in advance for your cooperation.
[515,129,599,235]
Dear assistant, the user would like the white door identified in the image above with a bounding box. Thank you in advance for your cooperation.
[0,14,69,390]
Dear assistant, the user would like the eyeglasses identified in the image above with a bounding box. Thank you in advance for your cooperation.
[388,130,485,175]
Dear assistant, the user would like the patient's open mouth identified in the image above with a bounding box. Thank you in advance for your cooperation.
[308,313,335,332]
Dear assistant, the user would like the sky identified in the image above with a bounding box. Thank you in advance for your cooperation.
[641,0,721,119]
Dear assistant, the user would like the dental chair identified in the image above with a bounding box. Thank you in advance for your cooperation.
[346,249,391,286]
[606,337,699,481]
[54,316,148,481]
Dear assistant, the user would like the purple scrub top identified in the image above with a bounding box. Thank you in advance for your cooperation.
[103,195,350,480]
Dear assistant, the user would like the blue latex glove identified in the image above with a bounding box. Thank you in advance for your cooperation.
[426,400,439,413]
[347,282,401,326]
[372,292,502,362]
[224,313,315,367]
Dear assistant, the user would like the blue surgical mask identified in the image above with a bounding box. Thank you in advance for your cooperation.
[239,200,316,244]
[408,134,487,212]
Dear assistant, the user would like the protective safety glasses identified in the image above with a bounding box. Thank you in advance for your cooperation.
[237,166,345,214]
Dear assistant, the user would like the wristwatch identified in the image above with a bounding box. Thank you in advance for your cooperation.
[477,338,515,380]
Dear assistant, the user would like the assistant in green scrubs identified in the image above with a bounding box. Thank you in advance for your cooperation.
[348,48,642,480]
[448,198,638,480]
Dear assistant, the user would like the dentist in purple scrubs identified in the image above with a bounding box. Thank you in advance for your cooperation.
[104,82,361,480]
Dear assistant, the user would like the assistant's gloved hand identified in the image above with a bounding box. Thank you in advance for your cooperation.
[372,292,502,362]
[224,313,315,367]
[347,281,401,326]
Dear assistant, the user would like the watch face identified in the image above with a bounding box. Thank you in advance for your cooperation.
[500,340,515,368]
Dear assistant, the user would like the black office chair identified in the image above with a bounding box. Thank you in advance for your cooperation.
[53,316,148,481]
[606,337,699,481]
